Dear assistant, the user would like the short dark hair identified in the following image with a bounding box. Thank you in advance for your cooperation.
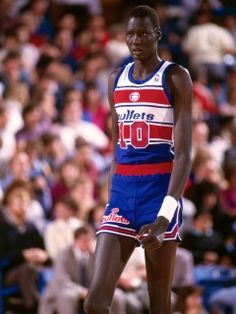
[55,195,79,214]
[127,5,160,29]
[74,224,94,239]
[2,50,21,64]
[41,132,60,146]
[22,104,38,119]
[3,179,32,205]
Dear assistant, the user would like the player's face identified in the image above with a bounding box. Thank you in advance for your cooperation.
[126,17,158,61]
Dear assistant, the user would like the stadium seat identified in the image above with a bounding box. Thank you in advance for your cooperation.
[0,259,21,314]
[194,265,236,310]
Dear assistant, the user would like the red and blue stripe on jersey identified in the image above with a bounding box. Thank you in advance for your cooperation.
[113,60,175,165]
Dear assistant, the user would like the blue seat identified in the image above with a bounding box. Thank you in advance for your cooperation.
[37,267,54,295]
[0,259,21,314]
[194,265,236,310]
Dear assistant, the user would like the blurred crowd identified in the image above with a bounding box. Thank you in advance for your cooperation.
[1,0,236,313]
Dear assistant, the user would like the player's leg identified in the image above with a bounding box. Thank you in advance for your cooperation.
[145,241,177,314]
[84,233,137,314]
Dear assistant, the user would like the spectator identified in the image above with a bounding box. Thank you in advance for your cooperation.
[88,15,109,47]
[73,136,100,181]
[32,89,58,125]
[0,0,17,32]
[15,104,51,150]
[180,197,197,236]
[191,148,224,187]
[3,81,29,134]
[183,8,236,83]
[0,179,48,311]
[224,124,236,170]
[220,163,236,232]
[181,211,225,265]
[40,132,68,172]
[53,98,108,153]
[87,202,106,232]
[173,285,208,314]
[50,159,80,207]
[191,67,218,119]
[35,55,63,90]
[154,1,185,65]
[172,247,195,289]
[63,86,83,103]
[0,153,48,233]
[21,0,54,45]
[14,20,40,76]
[0,151,35,191]
[222,233,236,266]
[69,177,95,220]
[219,64,236,117]
[5,178,47,234]
[56,12,78,33]
[54,28,77,73]
[185,180,225,232]
[117,247,149,314]
[191,120,210,160]
[54,0,102,16]
[105,23,130,67]
[82,82,109,131]
[44,196,84,260]
[207,120,233,168]
[0,50,26,88]
[39,224,126,314]
[31,73,62,114]
[209,286,236,314]
[95,175,109,205]
[0,104,16,173]
[74,53,109,102]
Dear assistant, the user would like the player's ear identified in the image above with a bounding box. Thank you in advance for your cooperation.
[154,27,162,41]
[157,27,162,41]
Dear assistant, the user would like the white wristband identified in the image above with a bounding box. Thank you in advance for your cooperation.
[157,195,178,222]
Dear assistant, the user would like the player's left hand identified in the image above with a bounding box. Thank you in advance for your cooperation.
[136,216,169,251]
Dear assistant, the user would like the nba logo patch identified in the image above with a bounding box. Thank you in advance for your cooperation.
[154,74,160,81]
[129,92,140,102]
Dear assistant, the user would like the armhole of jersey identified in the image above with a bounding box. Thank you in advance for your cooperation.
[162,62,177,106]
[113,65,126,91]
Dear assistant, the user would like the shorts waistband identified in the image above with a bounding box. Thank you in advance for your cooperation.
[115,162,173,176]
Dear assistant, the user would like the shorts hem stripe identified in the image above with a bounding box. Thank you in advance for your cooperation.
[98,224,137,236]
[96,230,137,239]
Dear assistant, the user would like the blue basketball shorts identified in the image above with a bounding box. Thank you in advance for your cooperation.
[97,172,183,242]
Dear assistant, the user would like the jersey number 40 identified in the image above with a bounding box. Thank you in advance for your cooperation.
[119,121,149,149]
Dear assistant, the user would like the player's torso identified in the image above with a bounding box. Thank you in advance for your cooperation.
[113,60,175,164]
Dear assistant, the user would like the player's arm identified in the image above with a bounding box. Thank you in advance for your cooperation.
[156,65,192,222]
[138,65,192,250]
[107,68,120,195]
[166,65,192,198]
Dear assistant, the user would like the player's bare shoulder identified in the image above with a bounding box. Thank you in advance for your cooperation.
[110,67,122,80]
[167,63,192,81]
[108,66,122,108]
[166,63,192,99]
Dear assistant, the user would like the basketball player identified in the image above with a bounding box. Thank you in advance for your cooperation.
[84,5,192,314]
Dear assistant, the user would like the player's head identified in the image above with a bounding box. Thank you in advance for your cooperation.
[126,5,162,60]
[126,5,161,31]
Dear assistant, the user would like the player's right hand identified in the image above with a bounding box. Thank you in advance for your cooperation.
[136,216,169,251]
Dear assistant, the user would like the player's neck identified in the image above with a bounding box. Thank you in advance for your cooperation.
[133,56,162,80]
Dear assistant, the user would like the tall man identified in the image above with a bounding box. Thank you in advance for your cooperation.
[84,5,192,314]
